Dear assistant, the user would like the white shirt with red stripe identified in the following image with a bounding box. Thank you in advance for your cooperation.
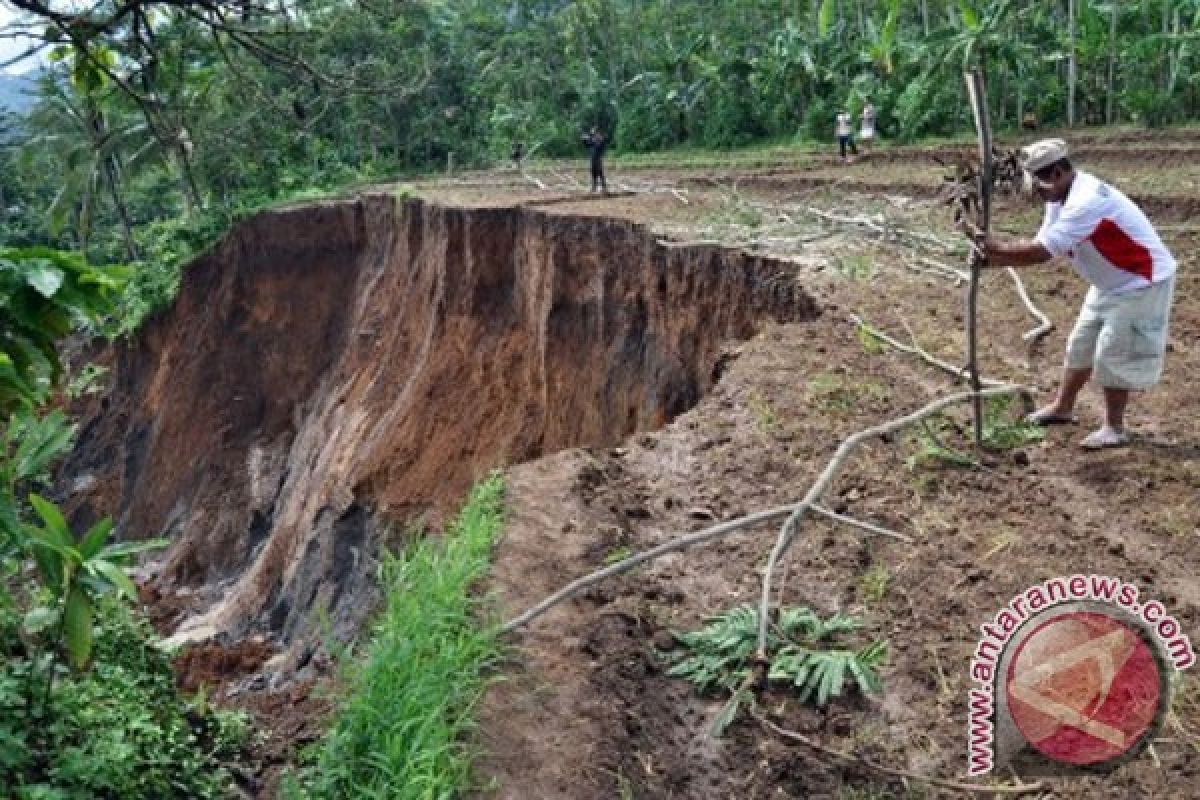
[1035,170,1176,294]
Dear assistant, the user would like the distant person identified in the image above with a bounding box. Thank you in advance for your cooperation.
[511,139,524,169]
[962,138,1177,450]
[860,101,876,150]
[835,110,857,163]
[582,127,607,192]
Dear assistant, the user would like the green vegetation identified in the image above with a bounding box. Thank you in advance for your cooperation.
[906,395,1043,469]
[0,244,249,797]
[2,1,1199,329]
[664,605,886,735]
[287,473,507,799]
[0,599,251,799]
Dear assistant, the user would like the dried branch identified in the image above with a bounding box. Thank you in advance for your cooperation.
[751,708,1047,796]
[850,315,1013,389]
[501,502,910,634]
[754,385,1030,662]
[1006,267,1054,344]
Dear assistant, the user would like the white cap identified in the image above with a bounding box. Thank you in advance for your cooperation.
[1020,138,1069,173]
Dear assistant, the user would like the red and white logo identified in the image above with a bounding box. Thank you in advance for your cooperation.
[1004,610,1165,767]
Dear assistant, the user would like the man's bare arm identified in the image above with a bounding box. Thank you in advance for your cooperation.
[982,236,1054,267]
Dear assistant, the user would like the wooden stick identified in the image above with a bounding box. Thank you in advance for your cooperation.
[964,69,994,448]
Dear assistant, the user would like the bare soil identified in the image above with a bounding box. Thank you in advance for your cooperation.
[65,129,1200,798]
[466,137,1200,798]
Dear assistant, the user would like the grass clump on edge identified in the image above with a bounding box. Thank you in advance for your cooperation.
[288,472,507,800]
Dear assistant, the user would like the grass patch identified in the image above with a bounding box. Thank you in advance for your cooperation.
[832,253,875,282]
[746,389,779,433]
[288,473,506,799]
[808,373,887,414]
[859,564,891,604]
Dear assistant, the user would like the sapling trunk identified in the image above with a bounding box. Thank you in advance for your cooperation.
[964,68,994,448]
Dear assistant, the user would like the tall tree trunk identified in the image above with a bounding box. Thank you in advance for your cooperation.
[175,143,203,215]
[103,157,139,262]
[1167,8,1183,99]
[921,0,930,36]
[1017,60,1024,128]
[1106,0,1119,124]
[1067,0,1077,127]
[1162,0,1171,91]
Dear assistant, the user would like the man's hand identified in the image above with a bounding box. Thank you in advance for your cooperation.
[957,217,989,262]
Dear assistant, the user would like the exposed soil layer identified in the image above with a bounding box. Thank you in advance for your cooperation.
[63,195,814,653]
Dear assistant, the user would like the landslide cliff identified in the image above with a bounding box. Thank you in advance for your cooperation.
[64,193,817,648]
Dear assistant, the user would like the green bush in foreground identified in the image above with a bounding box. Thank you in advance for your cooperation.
[0,598,251,799]
[289,473,507,800]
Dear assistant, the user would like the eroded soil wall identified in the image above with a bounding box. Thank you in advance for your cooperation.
[65,194,816,644]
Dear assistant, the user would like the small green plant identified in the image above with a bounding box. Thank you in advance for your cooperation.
[856,324,886,354]
[905,416,976,470]
[664,605,886,735]
[859,564,891,604]
[832,253,875,282]
[65,364,109,399]
[746,389,779,433]
[906,397,1043,471]
[604,545,633,565]
[21,494,166,671]
[980,396,1044,450]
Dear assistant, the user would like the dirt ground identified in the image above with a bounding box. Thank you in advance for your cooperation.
[119,129,1200,798]
[449,132,1200,798]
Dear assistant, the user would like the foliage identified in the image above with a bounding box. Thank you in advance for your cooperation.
[664,605,887,735]
[287,473,507,799]
[0,239,243,796]
[0,598,250,798]
[906,395,1043,469]
[0,247,128,412]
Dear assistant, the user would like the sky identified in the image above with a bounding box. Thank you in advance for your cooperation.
[0,4,44,75]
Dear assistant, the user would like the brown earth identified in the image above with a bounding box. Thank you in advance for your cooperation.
[62,130,1200,798]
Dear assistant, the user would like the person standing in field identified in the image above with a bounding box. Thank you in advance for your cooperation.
[962,139,1177,450]
[859,100,876,152]
[835,110,857,163]
[582,127,608,192]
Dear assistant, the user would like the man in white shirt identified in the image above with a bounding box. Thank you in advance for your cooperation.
[835,110,857,163]
[967,138,1177,450]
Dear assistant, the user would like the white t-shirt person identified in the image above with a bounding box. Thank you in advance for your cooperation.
[835,112,852,138]
[860,104,875,139]
[1035,170,1176,294]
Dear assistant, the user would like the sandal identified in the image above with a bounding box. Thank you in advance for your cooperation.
[1080,427,1131,451]
[1025,407,1077,426]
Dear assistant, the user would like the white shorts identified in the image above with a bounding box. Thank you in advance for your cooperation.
[1065,277,1175,390]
